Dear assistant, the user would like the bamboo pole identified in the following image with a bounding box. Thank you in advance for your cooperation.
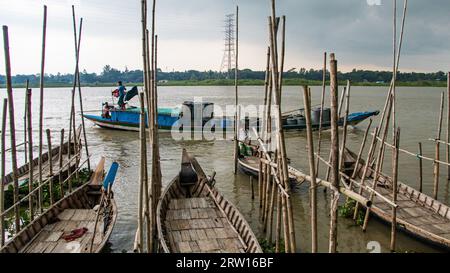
[339,81,351,176]
[261,160,267,222]
[137,93,146,253]
[46,129,54,205]
[258,159,264,214]
[390,128,400,252]
[275,188,281,253]
[268,6,296,252]
[325,86,348,182]
[392,0,397,139]
[263,162,272,230]
[140,92,152,252]
[233,5,239,174]
[372,0,408,155]
[353,125,378,219]
[362,95,394,231]
[418,142,423,192]
[152,35,162,252]
[26,89,33,220]
[140,1,152,252]
[303,85,318,253]
[328,53,339,253]
[434,92,445,200]
[316,52,327,176]
[351,119,373,181]
[278,16,286,98]
[38,5,47,213]
[3,25,21,233]
[338,87,346,118]
[1,98,7,246]
[70,7,82,182]
[24,80,29,164]
[260,47,271,209]
[75,26,90,172]
[58,129,64,198]
[267,172,276,243]
[447,71,450,182]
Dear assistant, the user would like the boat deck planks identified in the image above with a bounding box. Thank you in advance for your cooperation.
[22,209,104,253]
[345,149,450,248]
[165,197,246,253]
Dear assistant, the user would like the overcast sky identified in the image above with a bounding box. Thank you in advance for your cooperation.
[0,0,449,75]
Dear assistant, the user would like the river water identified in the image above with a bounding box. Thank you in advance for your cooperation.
[1,85,448,253]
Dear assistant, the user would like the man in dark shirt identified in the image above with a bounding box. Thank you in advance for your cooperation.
[117,81,127,110]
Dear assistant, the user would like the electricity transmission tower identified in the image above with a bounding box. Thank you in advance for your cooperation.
[220,14,236,78]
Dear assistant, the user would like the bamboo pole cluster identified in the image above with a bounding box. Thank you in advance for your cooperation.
[253,0,296,253]
[134,0,161,253]
[1,5,90,246]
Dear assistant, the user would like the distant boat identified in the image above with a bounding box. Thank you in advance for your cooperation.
[83,101,234,133]
[281,107,379,131]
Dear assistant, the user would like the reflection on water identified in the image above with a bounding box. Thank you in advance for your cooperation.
[1,85,448,253]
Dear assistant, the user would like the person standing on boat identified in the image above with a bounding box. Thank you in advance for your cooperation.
[117,81,127,110]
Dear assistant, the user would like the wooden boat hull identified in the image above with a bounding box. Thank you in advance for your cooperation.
[157,150,262,253]
[344,148,450,250]
[237,156,298,185]
[0,159,118,253]
[3,125,83,191]
[282,110,379,131]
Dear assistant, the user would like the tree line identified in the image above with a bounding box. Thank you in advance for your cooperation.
[1,65,447,86]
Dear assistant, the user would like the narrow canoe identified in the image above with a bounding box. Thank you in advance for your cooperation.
[157,149,262,253]
[344,148,450,250]
[0,157,119,253]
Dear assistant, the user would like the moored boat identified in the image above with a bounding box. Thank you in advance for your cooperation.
[3,125,83,191]
[156,149,262,253]
[344,148,450,250]
[0,158,119,253]
[281,107,379,131]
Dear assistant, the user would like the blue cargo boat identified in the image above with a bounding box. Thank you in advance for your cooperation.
[84,101,234,132]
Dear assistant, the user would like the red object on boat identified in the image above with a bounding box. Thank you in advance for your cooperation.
[61,227,88,242]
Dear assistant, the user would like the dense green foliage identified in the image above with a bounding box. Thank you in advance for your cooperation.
[259,238,284,253]
[1,65,448,88]
[338,199,365,226]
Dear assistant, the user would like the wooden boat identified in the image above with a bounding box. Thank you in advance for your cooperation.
[157,149,262,253]
[3,125,83,190]
[281,108,379,131]
[83,101,233,132]
[237,140,297,184]
[344,148,450,249]
[0,158,119,253]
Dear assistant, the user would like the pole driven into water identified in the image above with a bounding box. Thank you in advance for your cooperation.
[3,25,21,233]
[38,5,47,213]
[233,5,239,175]
[1,98,7,246]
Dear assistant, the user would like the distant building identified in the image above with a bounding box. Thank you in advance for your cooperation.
[159,80,168,84]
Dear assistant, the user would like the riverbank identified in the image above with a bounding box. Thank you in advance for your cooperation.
[2,79,446,89]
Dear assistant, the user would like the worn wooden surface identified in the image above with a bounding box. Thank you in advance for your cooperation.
[23,209,104,253]
[165,197,246,253]
[347,149,450,248]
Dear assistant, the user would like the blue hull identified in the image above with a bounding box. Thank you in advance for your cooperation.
[83,107,234,132]
[282,110,379,131]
